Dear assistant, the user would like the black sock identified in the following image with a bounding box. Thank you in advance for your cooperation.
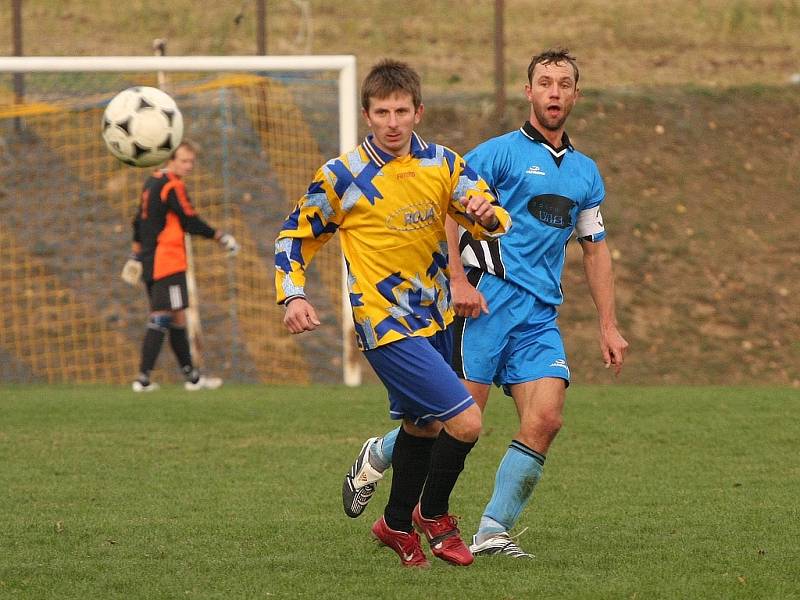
[169,325,197,381]
[384,427,436,532]
[419,429,477,518]
[139,324,166,376]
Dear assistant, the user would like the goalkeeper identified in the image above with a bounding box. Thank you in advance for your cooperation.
[122,140,240,392]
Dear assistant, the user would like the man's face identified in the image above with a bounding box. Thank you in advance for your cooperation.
[362,92,423,157]
[169,146,196,177]
[525,61,579,132]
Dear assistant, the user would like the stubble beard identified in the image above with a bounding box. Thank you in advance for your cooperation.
[534,104,570,132]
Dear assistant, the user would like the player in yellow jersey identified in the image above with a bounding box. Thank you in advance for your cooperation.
[275,59,510,567]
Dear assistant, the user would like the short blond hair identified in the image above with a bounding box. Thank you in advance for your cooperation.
[169,139,200,160]
[361,59,422,111]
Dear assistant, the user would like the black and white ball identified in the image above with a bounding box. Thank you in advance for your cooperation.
[101,86,183,167]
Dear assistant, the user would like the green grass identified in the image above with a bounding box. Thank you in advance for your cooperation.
[1,384,798,599]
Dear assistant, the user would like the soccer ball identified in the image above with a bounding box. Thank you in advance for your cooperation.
[101,86,184,167]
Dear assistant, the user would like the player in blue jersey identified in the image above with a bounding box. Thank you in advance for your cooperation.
[276,59,510,567]
[343,49,628,558]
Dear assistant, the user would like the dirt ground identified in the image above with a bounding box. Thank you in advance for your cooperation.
[419,86,800,387]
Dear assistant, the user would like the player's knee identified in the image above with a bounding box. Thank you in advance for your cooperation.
[444,404,482,442]
[148,313,172,331]
[523,410,563,439]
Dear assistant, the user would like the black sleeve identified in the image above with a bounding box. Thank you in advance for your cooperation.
[166,184,216,239]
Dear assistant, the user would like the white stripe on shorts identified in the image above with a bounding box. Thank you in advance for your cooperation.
[169,284,183,309]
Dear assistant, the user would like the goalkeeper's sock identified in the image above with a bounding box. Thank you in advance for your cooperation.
[475,440,545,542]
[182,365,200,384]
[139,322,167,375]
[169,324,195,377]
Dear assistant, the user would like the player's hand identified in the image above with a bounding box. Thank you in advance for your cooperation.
[120,254,143,286]
[600,325,628,376]
[460,195,499,230]
[283,297,321,334]
[219,233,240,257]
[451,277,488,318]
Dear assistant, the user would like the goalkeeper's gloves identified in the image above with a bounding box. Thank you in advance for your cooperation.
[120,253,143,286]
[218,233,240,257]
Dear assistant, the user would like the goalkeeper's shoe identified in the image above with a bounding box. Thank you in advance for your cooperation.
[371,516,430,568]
[132,380,160,392]
[469,531,534,559]
[342,437,384,518]
[184,375,223,391]
[412,504,473,566]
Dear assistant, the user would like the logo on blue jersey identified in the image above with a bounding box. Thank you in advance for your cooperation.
[386,202,440,231]
[527,194,575,229]
[526,165,546,176]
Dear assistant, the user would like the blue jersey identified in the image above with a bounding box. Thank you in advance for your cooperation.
[460,121,605,306]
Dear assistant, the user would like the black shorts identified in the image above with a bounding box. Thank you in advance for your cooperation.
[147,272,189,311]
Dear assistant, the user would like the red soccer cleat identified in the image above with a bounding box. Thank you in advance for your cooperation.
[371,516,430,568]
[412,504,474,566]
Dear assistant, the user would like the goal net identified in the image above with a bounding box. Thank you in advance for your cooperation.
[0,56,361,386]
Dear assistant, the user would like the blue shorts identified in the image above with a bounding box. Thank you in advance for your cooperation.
[451,272,570,394]
[364,330,475,426]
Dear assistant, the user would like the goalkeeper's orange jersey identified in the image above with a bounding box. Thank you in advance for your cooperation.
[275,132,511,350]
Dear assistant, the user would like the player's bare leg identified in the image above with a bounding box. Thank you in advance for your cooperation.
[471,377,565,558]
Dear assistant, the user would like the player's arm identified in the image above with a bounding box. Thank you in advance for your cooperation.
[445,217,488,318]
[447,156,511,240]
[164,181,239,254]
[275,168,343,333]
[164,182,216,239]
[579,236,628,375]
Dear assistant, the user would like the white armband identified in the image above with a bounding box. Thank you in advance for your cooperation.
[575,206,606,242]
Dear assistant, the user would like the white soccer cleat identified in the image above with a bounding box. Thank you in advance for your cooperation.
[132,380,160,392]
[342,437,385,518]
[469,531,534,559]
[184,375,223,391]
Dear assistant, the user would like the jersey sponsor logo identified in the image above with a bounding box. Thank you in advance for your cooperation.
[526,165,546,176]
[527,194,575,229]
[396,171,416,179]
[386,202,440,231]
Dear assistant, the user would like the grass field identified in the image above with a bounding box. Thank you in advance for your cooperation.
[1,384,797,599]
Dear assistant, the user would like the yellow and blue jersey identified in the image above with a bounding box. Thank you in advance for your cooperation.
[275,132,511,350]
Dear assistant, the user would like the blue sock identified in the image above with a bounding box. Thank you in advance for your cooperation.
[368,426,399,471]
[476,440,545,542]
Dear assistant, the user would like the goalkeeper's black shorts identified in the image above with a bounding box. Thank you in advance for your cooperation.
[146,271,189,311]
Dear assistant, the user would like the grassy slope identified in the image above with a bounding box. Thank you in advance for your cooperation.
[1,1,798,385]
[1,384,798,599]
[420,86,800,386]
[4,1,800,89]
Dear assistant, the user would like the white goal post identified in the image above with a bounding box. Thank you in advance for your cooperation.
[0,55,362,386]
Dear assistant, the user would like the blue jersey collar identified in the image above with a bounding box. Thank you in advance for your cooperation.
[520,121,573,166]
[520,120,573,153]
